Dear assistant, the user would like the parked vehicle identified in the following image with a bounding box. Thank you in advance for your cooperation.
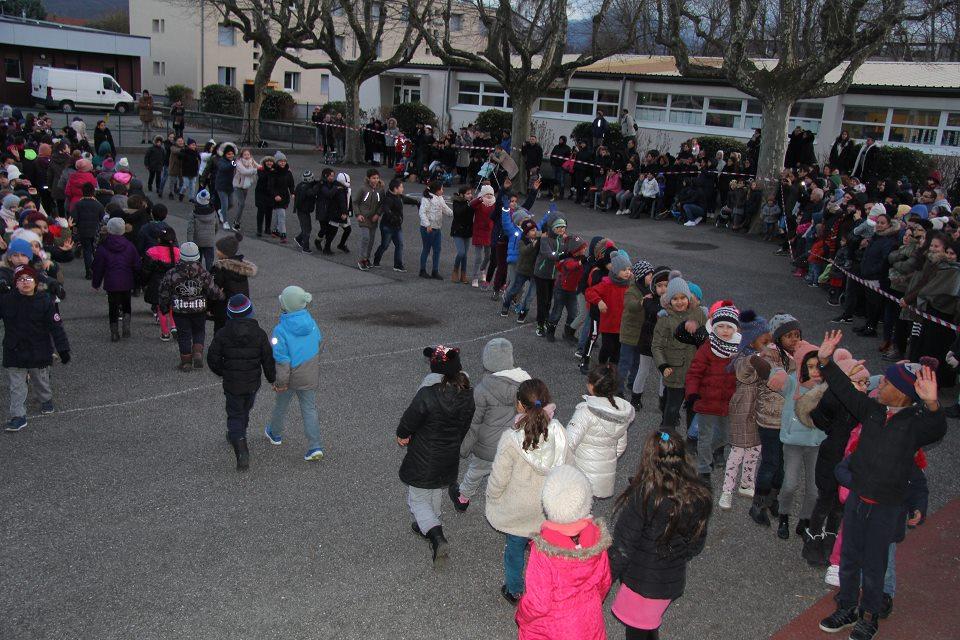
[31,67,134,113]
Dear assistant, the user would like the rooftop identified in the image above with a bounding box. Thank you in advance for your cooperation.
[0,13,150,58]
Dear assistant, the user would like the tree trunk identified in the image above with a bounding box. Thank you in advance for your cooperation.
[509,93,534,191]
[749,97,793,233]
[249,47,278,144]
[344,78,362,164]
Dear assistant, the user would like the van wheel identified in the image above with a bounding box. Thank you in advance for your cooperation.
[115,103,129,114]
[60,101,74,113]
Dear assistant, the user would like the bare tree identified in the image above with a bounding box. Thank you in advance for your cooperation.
[410,0,641,180]
[655,0,951,203]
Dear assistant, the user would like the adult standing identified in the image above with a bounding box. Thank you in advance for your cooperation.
[384,118,401,169]
[166,136,185,200]
[138,90,154,144]
[170,99,186,139]
[829,130,854,173]
[619,109,637,144]
[232,148,259,228]
[520,135,543,185]
[591,109,609,149]
[455,126,473,184]
[311,106,324,151]
[418,180,453,279]
[851,137,880,182]
[550,136,572,199]
[94,120,116,159]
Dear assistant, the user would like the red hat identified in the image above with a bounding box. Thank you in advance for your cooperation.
[13,265,37,283]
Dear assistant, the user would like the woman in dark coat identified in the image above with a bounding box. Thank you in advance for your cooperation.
[94,120,116,159]
[828,130,854,173]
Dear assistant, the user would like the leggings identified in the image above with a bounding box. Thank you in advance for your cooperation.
[631,355,659,395]
[472,244,491,281]
[324,225,352,251]
[780,444,819,519]
[172,312,205,356]
[599,332,620,364]
[722,445,761,494]
[256,206,272,235]
[107,290,132,323]
[486,241,508,290]
[158,309,176,335]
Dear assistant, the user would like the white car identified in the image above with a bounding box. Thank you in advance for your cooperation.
[31,66,135,113]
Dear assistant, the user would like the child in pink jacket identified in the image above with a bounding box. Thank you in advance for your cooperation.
[517,465,611,640]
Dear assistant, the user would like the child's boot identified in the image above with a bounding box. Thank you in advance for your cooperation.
[450,266,460,283]
[749,490,770,526]
[801,529,826,566]
[121,315,131,338]
[232,437,250,471]
[630,392,643,409]
[425,525,449,568]
[777,514,790,540]
[767,488,781,517]
[192,344,204,369]
[110,322,120,342]
[178,354,193,372]
[544,323,557,342]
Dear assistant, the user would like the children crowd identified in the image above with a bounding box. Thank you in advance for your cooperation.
[0,108,955,640]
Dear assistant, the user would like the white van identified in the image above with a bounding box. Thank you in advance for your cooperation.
[31,67,135,114]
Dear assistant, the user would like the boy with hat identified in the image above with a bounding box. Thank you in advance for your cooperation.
[532,217,569,336]
[158,242,223,371]
[1,265,71,432]
[187,189,218,270]
[816,330,946,640]
[546,235,587,342]
[264,286,325,461]
[293,170,319,254]
[209,233,257,333]
[207,293,276,471]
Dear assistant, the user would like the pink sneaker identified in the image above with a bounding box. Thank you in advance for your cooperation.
[792,268,805,278]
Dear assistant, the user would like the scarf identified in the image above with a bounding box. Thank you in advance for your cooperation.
[709,333,739,359]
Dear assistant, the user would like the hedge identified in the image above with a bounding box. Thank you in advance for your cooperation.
[390,102,437,135]
[260,90,296,120]
[320,101,368,122]
[200,84,242,116]
[474,109,513,136]
[860,144,934,188]
[165,84,193,105]
[696,136,748,160]
[571,121,625,149]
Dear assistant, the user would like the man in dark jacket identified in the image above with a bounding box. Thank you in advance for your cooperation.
[207,293,276,471]
[372,178,407,271]
[591,110,609,149]
[144,136,166,193]
[520,135,543,184]
[816,331,946,640]
[1,265,71,432]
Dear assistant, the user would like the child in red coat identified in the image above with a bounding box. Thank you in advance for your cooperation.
[685,301,740,484]
[584,250,632,365]
[546,236,587,342]
[517,465,611,640]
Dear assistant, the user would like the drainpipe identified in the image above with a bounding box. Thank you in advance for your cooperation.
[443,67,451,129]
[618,76,626,114]
[200,0,205,90]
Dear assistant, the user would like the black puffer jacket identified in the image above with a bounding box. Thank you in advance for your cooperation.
[269,166,295,208]
[0,289,70,369]
[450,194,473,238]
[609,492,708,600]
[810,387,859,491]
[396,382,476,489]
[207,317,276,394]
[380,191,404,229]
[208,256,256,328]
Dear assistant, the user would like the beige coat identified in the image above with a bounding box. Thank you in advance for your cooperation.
[485,420,568,538]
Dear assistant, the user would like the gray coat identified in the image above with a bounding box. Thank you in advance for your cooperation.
[533,231,567,280]
[187,205,218,248]
[460,368,530,461]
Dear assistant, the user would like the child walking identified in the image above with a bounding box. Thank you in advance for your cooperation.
[450,338,530,512]
[207,294,276,471]
[630,266,674,409]
[158,242,223,371]
[486,379,568,604]
[584,250,633,364]
[209,233,257,334]
[545,235,587,342]
[264,286,326,462]
[516,465,612,640]
[609,430,712,639]
[1,266,71,432]
[141,228,179,341]
[397,345,475,567]
[566,364,636,498]
[187,189,218,269]
[91,217,141,342]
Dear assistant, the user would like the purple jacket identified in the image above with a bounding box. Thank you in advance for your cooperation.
[92,234,142,292]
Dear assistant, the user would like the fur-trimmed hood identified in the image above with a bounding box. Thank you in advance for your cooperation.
[795,382,827,428]
[532,518,611,559]
[213,256,257,277]
[218,141,239,157]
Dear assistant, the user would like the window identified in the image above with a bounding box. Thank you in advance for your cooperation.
[457,81,511,108]
[634,93,824,133]
[705,97,743,129]
[537,88,566,113]
[393,77,421,104]
[634,91,668,122]
[152,18,164,33]
[887,108,940,145]
[283,71,300,92]
[152,61,166,76]
[103,66,116,80]
[375,41,382,58]
[4,56,23,81]
[334,36,345,54]
[536,88,619,116]
[450,13,463,31]
[217,66,236,87]
[841,105,888,141]
[667,95,703,125]
[218,24,236,46]
[942,113,960,147]
[321,74,330,98]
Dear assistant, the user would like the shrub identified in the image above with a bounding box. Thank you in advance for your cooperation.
[571,121,625,149]
[390,102,437,136]
[696,135,748,160]
[165,84,193,105]
[320,100,367,122]
[864,145,934,188]
[475,109,513,136]
[200,84,242,116]
[260,90,296,120]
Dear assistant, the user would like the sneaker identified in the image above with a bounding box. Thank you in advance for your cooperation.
[517,310,528,324]
[393,265,407,272]
[718,491,733,510]
[6,416,27,432]
[535,324,545,337]
[448,484,469,512]
[827,297,841,307]
[304,448,325,461]
[683,220,697,227]
[471,279,479,288]
[500,585,521,606]
[818,606,859,633]
[574,349,584,359]
[40,401,54,415]
[831,315,853,323]
[222,221,232,231]
[849,615,879,640]
[160,333,172,342]
[301,247,313,254]
[824,564,840,586]
[295,236,306,251]
[499,309,509,318]
[370,262,381,268]
[264,425,282,445]
[737,484,754,497]
[358,260,370,271]
[692,217,703,225]
[279,237,288,244]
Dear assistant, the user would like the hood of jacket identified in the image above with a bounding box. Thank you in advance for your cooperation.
[492,367,530,383]
[278,308,315,337]
[101,233,131,253]
[510,419,567,472]
[193,204,216,219]
[582,394,636,425]
[215,256,258,277]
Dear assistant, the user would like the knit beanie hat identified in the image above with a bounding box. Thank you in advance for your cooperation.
[708,300,740,331]
[650,266,676,294]
[117,157,129,169]
[909,204,929,220]
[106,217,126,236]
[688,282,703,302]
[180,241,200,262]
[215,232,241,258]
[422,345,462,377]
[834,348,870,382]
[482,338,514,373]
[631,259,654,287]
[279,285,312,312]
[609,250,631,275]
[896,204,912,218]
[2,193,20,210]
[541,465,593,524]
[76,159,93,172]
[274,151,287,162]
[551,218,567,231]
[5,165,21,180]
[737,310,770,351]
[883,362,921,403]
[336,172,350,187]
[769,313,801,342]
[226,293,253,319]
[6,237,33,258]
[13,264,37,283]
[302,170,314,181]
[665,276,691,303]
[195,189,211,206]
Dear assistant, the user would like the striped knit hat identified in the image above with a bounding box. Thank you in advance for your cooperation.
[302,170,315,181]
[227,293,253,319]
[631,260,654,287]
[708,300,740,331]
[883,362,921,403]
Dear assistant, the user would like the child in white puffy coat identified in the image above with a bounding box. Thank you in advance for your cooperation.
[566,364,636,498]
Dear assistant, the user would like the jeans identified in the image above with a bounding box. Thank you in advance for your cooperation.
[458,454,493,499]
[180,176,198,201]
[268,388,323,451]
[682,203,704,222]
[695,414,728,474]
[838,495,901,616]
[504,534,530,595]
[272,207,287,235]
[547,289,578,328]
[217,190,233,223]
[884,543,897,597]
[200,247,215,271]
[159,166,169,193]
[501,273,536,313]
[296,211,313,249]
[472,244,491,281]
[780,444,819,518]
[147,169,161,192]
[6,366,52,418]
[806,262,823,285]
[452,237,469,273]
[234,188,249,224]
[407,485,443,533]
[106,290,132,324]
[167,174,183,197]
[756,426,785,493]
[419,226,441,273]
[358,226,377,262]
[80,237,95,275]
[618,343,642,396]
[172,312,205,355]
[224,391,256,441]
[373,225,404,267]
[256,206,272,235]
[661,386,685,429]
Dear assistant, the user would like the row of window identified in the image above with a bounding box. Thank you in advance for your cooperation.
[841,107,960,147]
[634,92,824,133]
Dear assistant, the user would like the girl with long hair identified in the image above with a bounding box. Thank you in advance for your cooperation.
[608,430,712,639]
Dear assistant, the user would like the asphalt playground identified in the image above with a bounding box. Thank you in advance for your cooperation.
[1,155,957,640]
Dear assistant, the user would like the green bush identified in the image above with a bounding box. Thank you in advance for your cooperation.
[320,101,367,122]
[696,135,748,160]
[571,121,625,149]
[200,84,242,116]
[165,84,193,105]
[862,145,934,187]
[390,102,437,136]
[474,109,513,136]
[260,90,296,120]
